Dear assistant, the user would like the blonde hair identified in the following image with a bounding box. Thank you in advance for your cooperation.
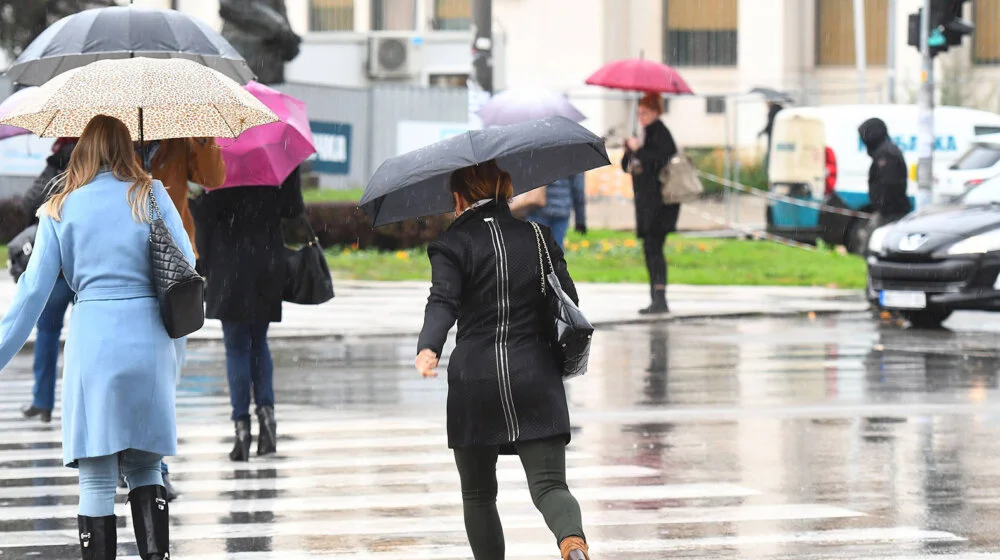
[43,115,152,223]
[449,159,514,204]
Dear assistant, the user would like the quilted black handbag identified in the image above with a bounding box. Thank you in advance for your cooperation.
[529,222,594,379]
[283,217,334,305]
[149,193,204,339]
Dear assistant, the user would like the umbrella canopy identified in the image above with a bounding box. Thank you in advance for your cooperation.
[586,59,693,94]
[750,87,794,103]
[5,5,254,87]
[0,57,277,141]
[360,116,609,227]
[215,81,316,189]
[0,87,38,141]
[478,87,586,127]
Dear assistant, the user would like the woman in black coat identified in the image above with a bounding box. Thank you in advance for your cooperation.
[623,93,680,314]
[415,160,591,560]
[192,167,305,462]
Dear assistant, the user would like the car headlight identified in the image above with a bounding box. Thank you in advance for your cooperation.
[947,229,1000,255]
[868,226,890,254]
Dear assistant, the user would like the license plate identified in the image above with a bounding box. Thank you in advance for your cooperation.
[879,290,927,309]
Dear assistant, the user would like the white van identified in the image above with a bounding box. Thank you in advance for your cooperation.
[767,104,1000,250]
[938,132,1000,201]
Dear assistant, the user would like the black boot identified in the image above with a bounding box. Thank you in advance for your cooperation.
[256,406,277,456]
[639,288,669,315]
[129,485,169,560]
[78,515,116,559]
[229,418,252,462]
[21,404,52,423]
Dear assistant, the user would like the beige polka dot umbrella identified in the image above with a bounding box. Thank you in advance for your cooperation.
[0,57,277,141]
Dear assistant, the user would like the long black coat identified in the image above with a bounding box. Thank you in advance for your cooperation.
[192,169,305,324]
[622,120,681,238]
[859,118,911,218]
[417,201,578,452]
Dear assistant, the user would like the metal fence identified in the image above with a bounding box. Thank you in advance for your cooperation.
[278,82,467,189]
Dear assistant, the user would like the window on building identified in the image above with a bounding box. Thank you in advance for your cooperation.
[815,0,888,66]
[663,0,738,67]
[372,0,416,31]
[706,96,726,114]
[310,0,354,32]
[434,0,472,30]
[974,0,1000,64]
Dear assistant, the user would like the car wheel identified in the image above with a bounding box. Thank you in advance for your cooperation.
[899,308,953,329]
[845,219,869,255]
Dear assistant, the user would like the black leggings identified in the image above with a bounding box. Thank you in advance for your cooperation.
[643,228,668,288]
[453,437,585,560]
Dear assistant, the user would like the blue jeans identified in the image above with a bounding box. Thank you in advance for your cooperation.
[529,215,571,249]
[78,449,163,516]
[222,322,274,421]
[31,276,74,411]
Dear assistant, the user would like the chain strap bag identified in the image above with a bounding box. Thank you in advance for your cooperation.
[530,221,594,379]
[149,192,205,339]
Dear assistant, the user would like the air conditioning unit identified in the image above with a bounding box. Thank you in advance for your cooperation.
[368,35,422,79]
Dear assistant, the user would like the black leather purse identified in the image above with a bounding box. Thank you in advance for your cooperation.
[529,222,593,378]
[7,225,37,282]
[149,193,204,339]
[283,217,334,305]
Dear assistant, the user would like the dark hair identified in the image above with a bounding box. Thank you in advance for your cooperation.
[449,159,514,204]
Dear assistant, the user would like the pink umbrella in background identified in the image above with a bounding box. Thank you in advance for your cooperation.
[214,81,315,188]
[0,87,39,141]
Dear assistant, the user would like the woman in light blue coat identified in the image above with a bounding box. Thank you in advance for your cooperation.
[0,116,189,560]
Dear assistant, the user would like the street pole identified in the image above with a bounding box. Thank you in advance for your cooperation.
[887,0,897,103]
[852,0,867,102]
[916,0,934,208]
[472,0,493,94]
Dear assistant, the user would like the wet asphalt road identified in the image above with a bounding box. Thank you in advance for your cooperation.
[4,312,1000,558]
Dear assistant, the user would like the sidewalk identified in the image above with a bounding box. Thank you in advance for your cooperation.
[0,278,867,342]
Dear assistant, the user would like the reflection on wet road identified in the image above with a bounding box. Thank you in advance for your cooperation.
[4,313,1000,558]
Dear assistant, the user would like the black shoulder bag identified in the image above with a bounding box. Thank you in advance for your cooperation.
[529,221,594,379]
[283,217,334,305]
[149,192,205,339]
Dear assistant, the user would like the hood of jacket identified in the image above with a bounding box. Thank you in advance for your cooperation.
[858,117,889,156]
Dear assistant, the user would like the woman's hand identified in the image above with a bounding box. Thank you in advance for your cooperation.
[626,137,641,151]
[415,349,439,378]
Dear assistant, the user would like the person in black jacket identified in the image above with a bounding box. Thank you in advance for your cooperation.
[859,117,911,230]
[17,138,76,424]
[623,93,679,314]
[191,167,305,462]
[415,160,591,560]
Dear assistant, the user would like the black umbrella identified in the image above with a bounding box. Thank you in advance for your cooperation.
[5,5,254,86]
[750,87,794,103]
[360,116,609,227]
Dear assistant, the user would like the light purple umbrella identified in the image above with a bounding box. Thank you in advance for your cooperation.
[478,87,586,127]
[0,87,38,141]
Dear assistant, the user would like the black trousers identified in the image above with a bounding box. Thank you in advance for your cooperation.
[453,437,585,560]
[643,227,669,289]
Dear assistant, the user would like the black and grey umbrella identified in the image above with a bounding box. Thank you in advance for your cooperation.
[5,5,254,86]
[360,116,609,227]
[749,87,794,103]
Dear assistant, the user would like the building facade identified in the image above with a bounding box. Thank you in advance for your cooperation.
[132,0,1000,149]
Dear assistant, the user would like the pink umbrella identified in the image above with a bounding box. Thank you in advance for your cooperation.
[0,87,39,141]
[214,81,315,188]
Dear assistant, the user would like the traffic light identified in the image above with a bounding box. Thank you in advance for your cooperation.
[907,0,973,57]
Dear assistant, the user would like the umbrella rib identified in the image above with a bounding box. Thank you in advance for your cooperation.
[217,103,238,139]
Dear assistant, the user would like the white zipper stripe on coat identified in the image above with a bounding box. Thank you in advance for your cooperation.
[484,218,516,440]
[493,220,519,440]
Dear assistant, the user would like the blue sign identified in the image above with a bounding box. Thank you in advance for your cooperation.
[309,121,351,175]
[857,134,957,153]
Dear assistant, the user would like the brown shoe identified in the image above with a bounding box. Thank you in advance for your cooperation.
[560,536,590,560]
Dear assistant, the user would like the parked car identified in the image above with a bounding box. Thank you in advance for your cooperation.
[767,104,1000,252]
[937,133,1000,203]
[866,174,1000,328]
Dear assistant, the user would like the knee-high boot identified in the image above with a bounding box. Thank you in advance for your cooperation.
[129,485,169,560]
[78,515,117,559]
